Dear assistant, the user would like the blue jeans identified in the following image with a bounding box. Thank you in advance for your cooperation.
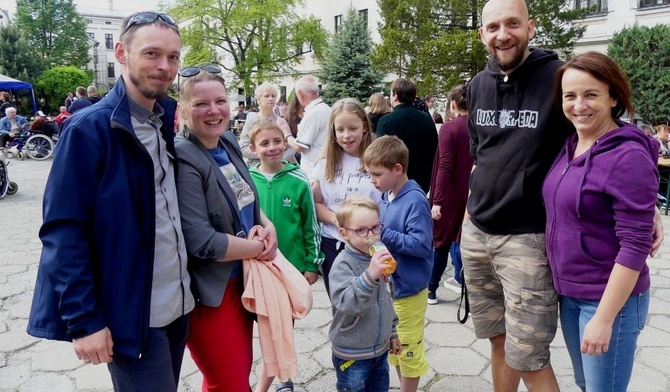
[560,291,649,392]
[332,352,389,392]
[428,242,462,292]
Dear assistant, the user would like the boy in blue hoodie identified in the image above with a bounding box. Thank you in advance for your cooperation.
[329,195,402,392]
[363,135,434,391]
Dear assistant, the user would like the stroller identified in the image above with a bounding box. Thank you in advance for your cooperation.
[0,149,18,198]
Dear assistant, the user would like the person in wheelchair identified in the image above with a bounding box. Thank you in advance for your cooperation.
[30,111,59,138]
[0,107,28,148]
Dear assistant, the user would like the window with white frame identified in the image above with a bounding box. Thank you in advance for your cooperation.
[639,0,670,8]
[575,0,608,15]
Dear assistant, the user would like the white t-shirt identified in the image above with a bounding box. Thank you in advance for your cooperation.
[313,153,383,241]
[296,98,331,178]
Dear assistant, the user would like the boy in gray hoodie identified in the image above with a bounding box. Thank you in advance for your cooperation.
[328,195,402,391]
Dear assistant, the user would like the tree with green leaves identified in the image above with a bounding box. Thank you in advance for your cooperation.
[0,25,46,84]
[608,24,670,126]
[373,0,586,97]
[528,0,587,59]
[15,0,91,68]
[320,7,383,104]
[168,0,328,99]
[37,66,91,113]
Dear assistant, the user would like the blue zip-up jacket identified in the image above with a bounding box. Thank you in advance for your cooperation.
[379,180,434,299]
[27,77,182,358]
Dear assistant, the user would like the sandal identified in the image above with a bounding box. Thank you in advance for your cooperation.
[275,380,294,392]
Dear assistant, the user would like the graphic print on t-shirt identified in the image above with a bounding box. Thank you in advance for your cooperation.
[220,163,254,211]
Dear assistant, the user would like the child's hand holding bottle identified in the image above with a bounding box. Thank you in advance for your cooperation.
[367,249,394,280]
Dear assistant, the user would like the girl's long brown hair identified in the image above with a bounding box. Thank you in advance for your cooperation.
[322,98,374,182]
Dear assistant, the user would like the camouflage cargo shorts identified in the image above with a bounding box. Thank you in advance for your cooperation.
[460,220,558,372]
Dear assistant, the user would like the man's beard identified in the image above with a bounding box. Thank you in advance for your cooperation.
[490,39,528,72]
[129,71,169,100]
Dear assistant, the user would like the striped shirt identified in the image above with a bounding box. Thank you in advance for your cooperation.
[128,98,195,328]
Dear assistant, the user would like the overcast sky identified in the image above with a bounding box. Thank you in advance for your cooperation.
[3,0,167,16]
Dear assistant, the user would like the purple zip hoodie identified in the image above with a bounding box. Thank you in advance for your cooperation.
[543,121,659,300]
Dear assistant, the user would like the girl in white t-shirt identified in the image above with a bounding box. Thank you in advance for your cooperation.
[312,98,382,296]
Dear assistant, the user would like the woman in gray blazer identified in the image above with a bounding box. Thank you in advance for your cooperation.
[175,65,278,392]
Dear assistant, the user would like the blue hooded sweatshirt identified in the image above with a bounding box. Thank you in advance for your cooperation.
[379,180,434,299]
[542,121,658,300]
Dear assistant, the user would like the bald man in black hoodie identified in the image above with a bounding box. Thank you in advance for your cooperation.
[461,0,567,391]
[462,1,663,392]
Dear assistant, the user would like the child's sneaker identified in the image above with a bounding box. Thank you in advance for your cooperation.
[276,380,294,392]
[443,277,462,293]
[427,290,437,305]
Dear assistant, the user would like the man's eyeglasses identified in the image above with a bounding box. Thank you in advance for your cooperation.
[179,64,222,78]
[122,12,178,36]
[344,223,382,237]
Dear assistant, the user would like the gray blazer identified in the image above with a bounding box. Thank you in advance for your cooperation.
[175,131,261,307]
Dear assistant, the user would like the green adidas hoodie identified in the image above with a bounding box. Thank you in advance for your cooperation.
[250,161,324,273]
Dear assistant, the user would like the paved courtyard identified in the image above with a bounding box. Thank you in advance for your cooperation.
[1,158,669,391]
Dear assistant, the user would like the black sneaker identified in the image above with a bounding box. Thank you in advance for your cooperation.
[427,290,437,305]
[276,380,294,392]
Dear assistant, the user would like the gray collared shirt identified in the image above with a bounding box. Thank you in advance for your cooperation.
[128,98,195,328]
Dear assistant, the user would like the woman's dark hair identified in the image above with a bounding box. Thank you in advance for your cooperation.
[554,51,634,120]
[432,112,444,124]
[448,83,467,112]
[284,95,303,136]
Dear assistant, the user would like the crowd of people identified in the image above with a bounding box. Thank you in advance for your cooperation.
[0,82,104,150]
[23,1,666,392]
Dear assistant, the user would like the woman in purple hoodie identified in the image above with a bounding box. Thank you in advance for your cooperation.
[543,51,658,392]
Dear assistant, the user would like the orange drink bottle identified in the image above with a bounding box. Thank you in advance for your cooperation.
[367,237,397,274]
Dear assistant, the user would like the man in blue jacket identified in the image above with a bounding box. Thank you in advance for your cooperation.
[27,11,194,392]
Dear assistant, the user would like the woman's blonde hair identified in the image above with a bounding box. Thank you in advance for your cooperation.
[335,195,379,228]
[254,82,280,103]
[322,98,373,183]
[368,92,391,115]
[178,70,228,136]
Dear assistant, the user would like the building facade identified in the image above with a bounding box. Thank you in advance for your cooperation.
[79,7,126,93]
[573,0,670,53]
[73,0,668,103]
[275,0,669,99]
[273,0,381,102]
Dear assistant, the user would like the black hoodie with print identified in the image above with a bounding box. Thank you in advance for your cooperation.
[466,48,574,235]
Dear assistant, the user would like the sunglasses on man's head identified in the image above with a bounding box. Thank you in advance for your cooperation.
[122,12,178,36]
[179,64,223,78]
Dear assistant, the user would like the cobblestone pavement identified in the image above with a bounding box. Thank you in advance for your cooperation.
[1,158,669,392]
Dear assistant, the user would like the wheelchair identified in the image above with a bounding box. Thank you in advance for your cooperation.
[4,123,57,161]
[0,149,18,198]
